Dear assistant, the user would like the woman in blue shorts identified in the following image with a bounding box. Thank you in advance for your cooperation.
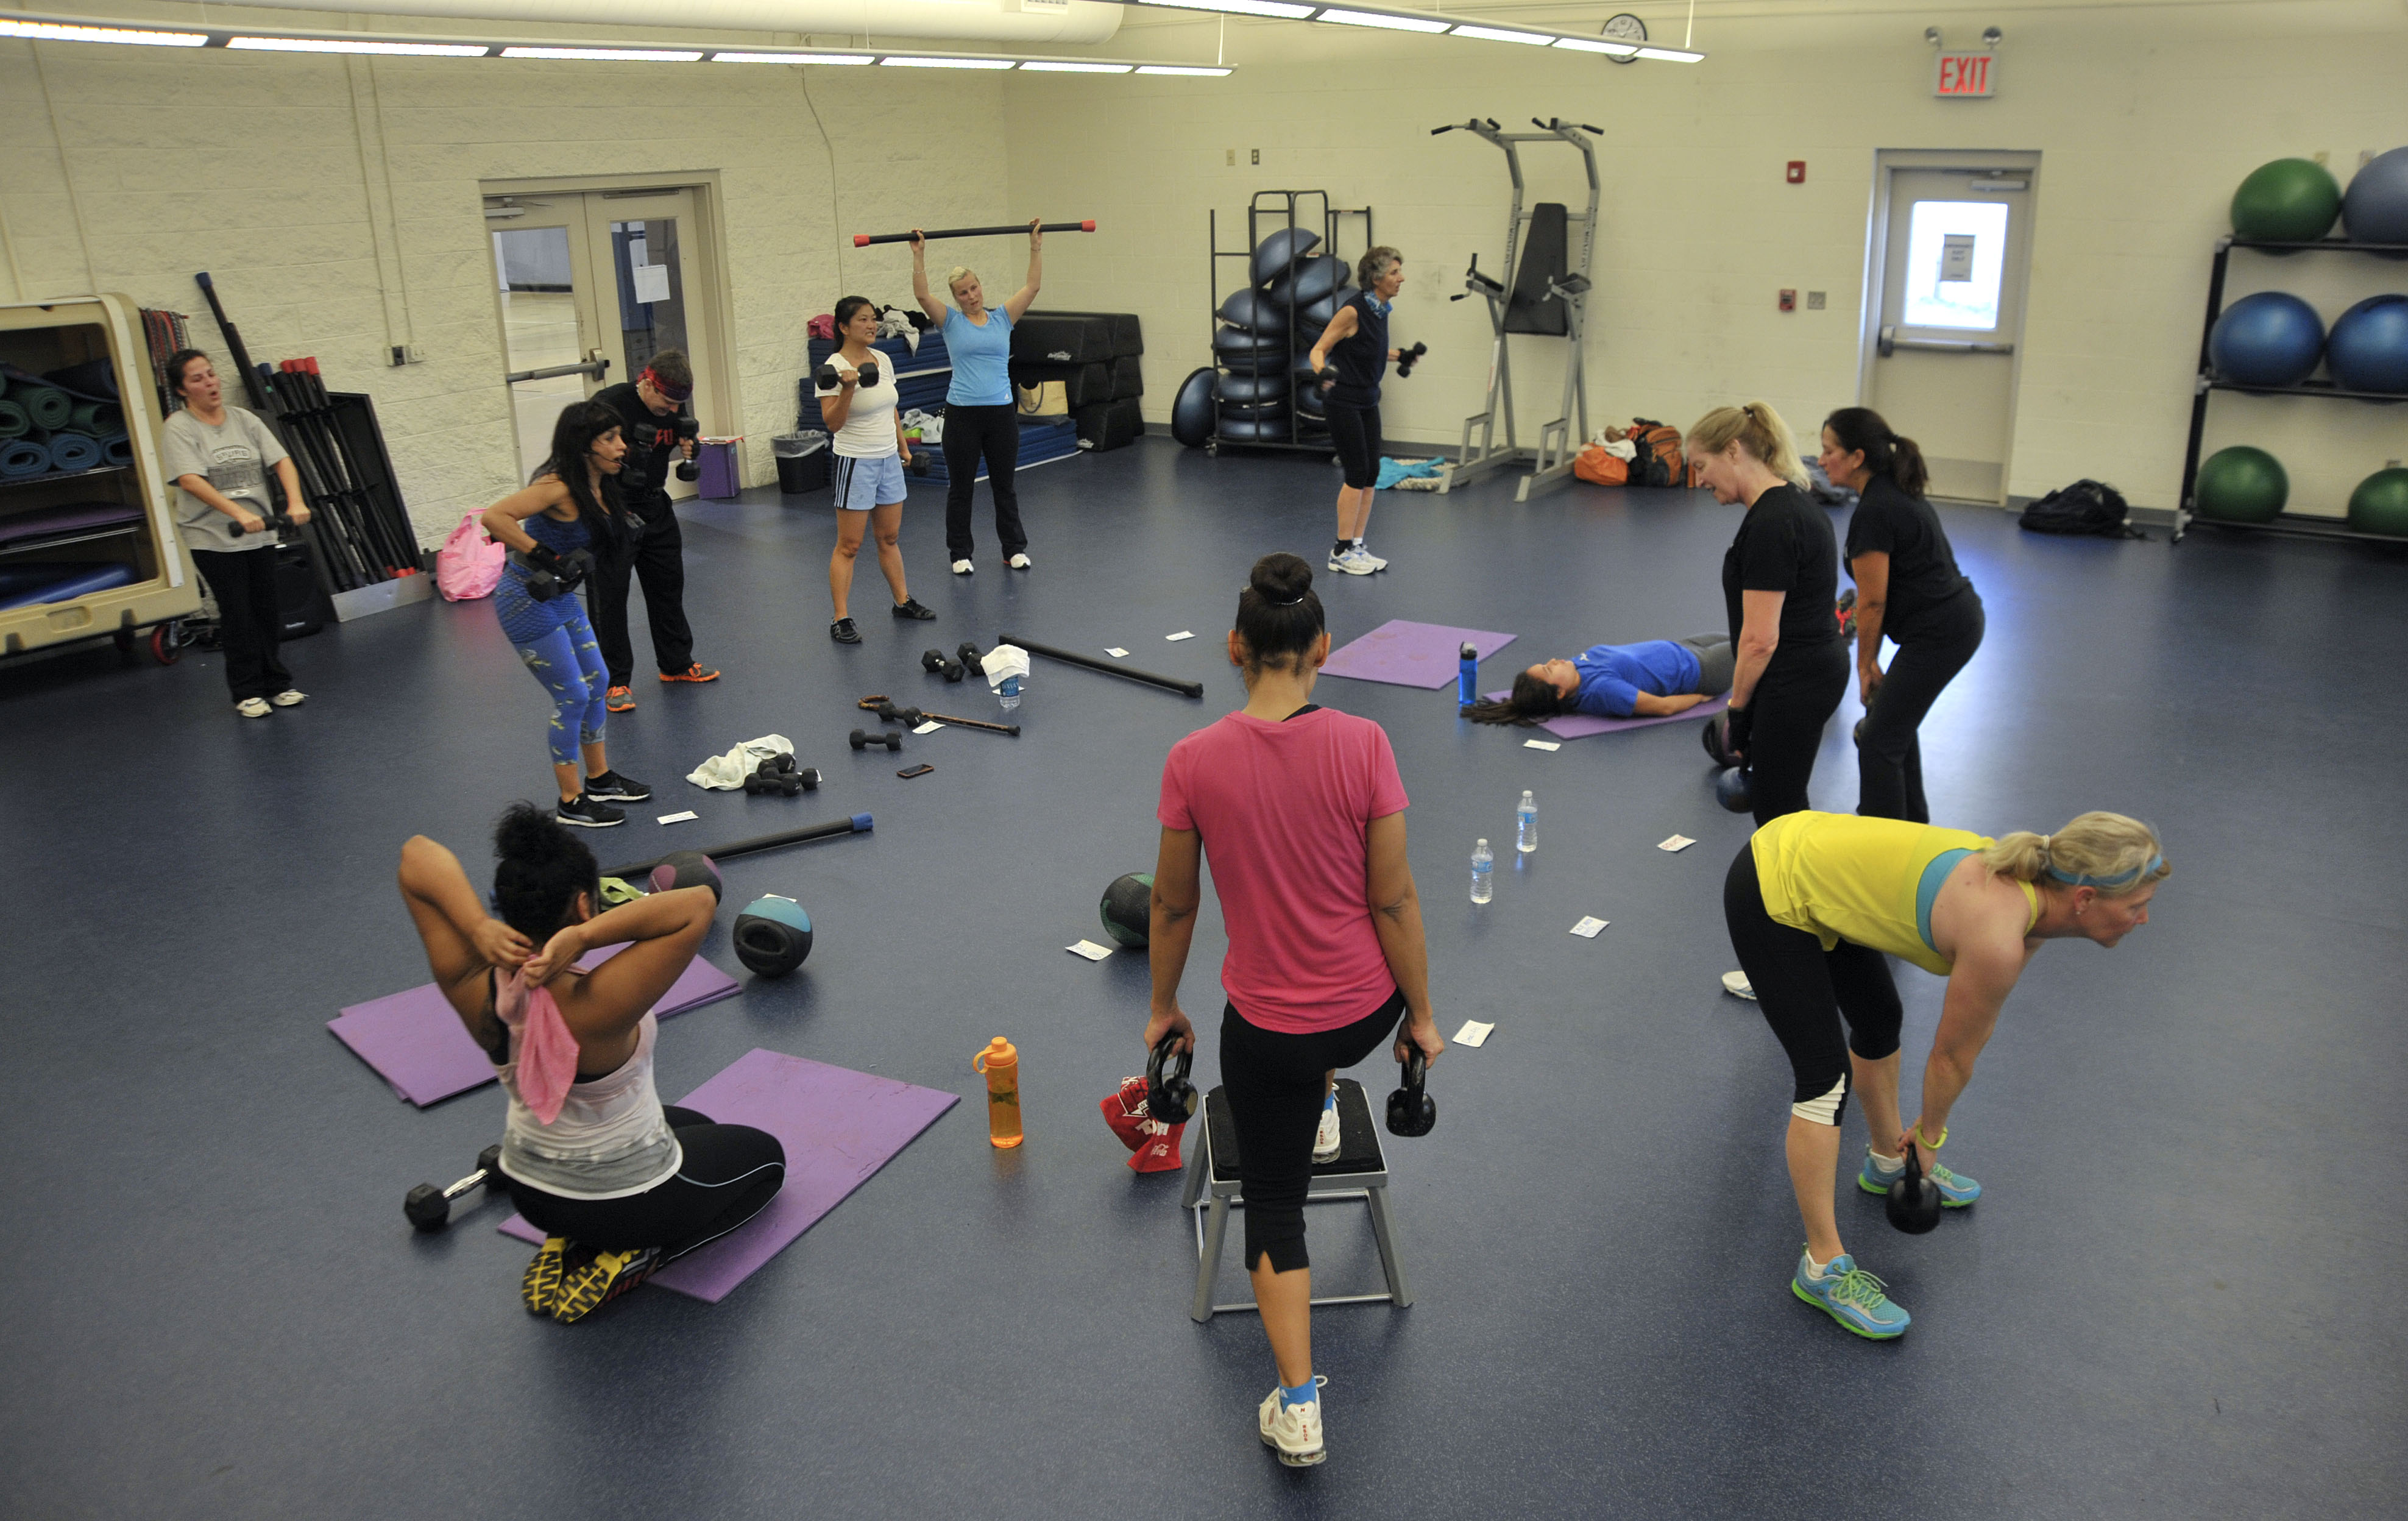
[820,295,932,644]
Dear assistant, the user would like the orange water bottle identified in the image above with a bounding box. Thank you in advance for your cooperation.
[974,1037,1024,1149]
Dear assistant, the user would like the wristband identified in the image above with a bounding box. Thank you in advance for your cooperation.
[1914,1122,1947,1150]
[1724,703,1754,751]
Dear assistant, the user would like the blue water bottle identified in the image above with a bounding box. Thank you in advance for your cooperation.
[1457,642,1478,707]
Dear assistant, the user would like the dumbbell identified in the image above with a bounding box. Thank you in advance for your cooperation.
[849,728,904,752]
[906,453,931,477]
[405,1143,503,1232]
[956,642,983,673]
[744,756,823,796]
[1395,341,1428,378]
[920,648,966,682]
[225,511,294,539]
[815,360,880,391]
[675,458,699,482]
[876,701,927,726]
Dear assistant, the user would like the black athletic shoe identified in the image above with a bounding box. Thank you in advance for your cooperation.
[830,617,862,645]
[890,597,937,621]
[583,769,651,802]
[556,794,626,829]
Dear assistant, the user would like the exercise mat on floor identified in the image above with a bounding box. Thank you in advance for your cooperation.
[1479,688,1728,739]
[1322,619,1516,689]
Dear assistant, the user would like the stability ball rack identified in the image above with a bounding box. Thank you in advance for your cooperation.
[1434,118,1601,502]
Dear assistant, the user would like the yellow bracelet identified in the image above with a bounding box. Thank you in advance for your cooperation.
[1914,1122,1949,1150]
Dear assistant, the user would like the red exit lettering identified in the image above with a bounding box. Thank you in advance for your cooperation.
[1933,51,1995,97]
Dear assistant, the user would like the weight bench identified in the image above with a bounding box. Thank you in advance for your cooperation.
[1179,1079,1412,1322]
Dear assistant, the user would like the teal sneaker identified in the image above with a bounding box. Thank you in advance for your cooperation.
[1857,1151,1981,1207]
[1791,1251,1911,1339]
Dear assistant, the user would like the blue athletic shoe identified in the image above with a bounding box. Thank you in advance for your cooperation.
[1858,1152,1982,1207]
[1791,1251,1911,1339]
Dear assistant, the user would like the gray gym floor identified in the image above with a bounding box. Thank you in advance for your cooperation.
[2,438,2401,1518]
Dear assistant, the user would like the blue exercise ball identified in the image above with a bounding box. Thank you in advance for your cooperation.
[2209,291,2325,386]
[2342,146,2408,247]
[2325,293,2408,392]
[1170,368,1216,447]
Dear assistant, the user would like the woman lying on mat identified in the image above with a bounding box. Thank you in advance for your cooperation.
[1462,634,1734,725]
[397,805,784,1323]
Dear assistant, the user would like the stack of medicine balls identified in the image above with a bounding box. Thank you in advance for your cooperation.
[2197,148,2408,534]
[1171,226,1359,449]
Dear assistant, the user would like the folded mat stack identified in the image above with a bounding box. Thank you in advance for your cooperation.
[0,363,133,481]
[0,500,147,609]
[1010,311,1144,453]
[910,415,1081,485]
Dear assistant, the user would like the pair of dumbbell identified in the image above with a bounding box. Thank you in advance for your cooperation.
[849,728,904,752]
[815,360,881,392]
[921,642,985,682]
[744,754,823,796]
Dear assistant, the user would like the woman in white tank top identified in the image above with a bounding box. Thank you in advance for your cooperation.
[398,803,785,1322]
[820,294,933,644]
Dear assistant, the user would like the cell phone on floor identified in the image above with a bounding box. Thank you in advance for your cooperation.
[898,764,934,779]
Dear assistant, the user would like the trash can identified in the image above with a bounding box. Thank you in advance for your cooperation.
[774,431,830,495]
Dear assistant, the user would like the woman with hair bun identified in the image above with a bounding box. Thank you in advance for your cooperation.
[1819,407,1984,823]
[1306,246,1409,576]
[397,805,785,1323]
[1723,808,2167,1340]
[1143,551,1443,1469]
[1688,401,1849,825]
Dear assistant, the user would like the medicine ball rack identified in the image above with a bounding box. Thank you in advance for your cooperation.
[1205,190,1373,456]
[1434,119,1601,502]
[2174,235,2408,545]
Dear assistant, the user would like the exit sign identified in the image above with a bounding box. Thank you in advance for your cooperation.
[1933,50,1996,97]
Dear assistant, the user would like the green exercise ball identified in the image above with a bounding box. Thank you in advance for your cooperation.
[2231,158,2342,243]
[2346,467,2408,537]
[2195,447,2289,523]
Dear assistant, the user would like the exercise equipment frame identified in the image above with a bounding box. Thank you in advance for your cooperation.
[1204,190,1372,458]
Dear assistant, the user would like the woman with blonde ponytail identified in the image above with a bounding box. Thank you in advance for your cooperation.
[1690,401,1848,825]
[1721,808,2166,1341]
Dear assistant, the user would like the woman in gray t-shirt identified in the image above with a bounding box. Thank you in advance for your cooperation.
[160,349,312,717]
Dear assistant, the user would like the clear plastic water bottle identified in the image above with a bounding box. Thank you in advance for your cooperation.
[1516,790,1537,854]
[1470,838,1494,904]
[998,675,1021,714]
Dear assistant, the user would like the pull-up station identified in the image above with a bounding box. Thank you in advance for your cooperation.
[1434,118,1600,502]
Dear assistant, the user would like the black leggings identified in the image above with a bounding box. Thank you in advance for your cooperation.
[1323,398,1381,490]
[941,403,1026,561]
[1723,846,1902,1125]
[1858,595,1985,823]
[588,506,695,686]
[189,547,291,701]
[506,1107,785,1257]
[1219,989,1408,1275]
[1743,642,1849,826]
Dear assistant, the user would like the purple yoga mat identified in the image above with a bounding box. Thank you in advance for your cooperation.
[500,1049,958,1302]
[1321,620,1516,689]
[330,948,740,1107]
[1481,689,1728,740]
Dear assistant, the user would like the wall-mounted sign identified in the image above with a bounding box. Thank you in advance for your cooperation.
[1933,50,1996,97]
[1939,234,1976,282]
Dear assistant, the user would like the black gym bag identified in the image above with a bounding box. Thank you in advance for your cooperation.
[2019,479,2143,539]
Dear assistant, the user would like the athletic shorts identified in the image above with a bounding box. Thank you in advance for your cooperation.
[832,452,907,512]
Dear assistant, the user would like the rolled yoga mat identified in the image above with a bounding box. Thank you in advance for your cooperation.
[1,438,51,480]
[1480,687,1728,740]
[67,400,119,435]
[498,1048,960,1303]
[103,434,133,467]
[43,360,119,399]
[44,431,101,472]
[0,562,138,611]
[0,398,26,439]
[5,378,70,431]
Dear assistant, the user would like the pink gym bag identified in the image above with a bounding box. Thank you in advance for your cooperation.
[435,511,505,601]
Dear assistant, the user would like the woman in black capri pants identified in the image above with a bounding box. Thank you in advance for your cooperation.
[1688,402,1849,825]
[1306,247,1408,576]
[1817,408,1985,822]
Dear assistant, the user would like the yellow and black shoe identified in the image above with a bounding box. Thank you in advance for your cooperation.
[520,1236,568,1316]
[551,1244,665,1324]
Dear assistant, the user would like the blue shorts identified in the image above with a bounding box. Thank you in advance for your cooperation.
[831,452,907,512]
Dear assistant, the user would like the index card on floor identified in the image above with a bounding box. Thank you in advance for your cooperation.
[1570,916,1609,938]
[1454,1020,1493,1048]
[1658,835,1695,852]
[657,811,699,824]
[1067,940,1114,962]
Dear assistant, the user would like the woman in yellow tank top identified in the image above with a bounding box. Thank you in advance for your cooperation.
[1723,809,2167,1339]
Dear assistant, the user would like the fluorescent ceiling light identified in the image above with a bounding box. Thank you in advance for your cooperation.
[1136,0,1314,17]
[1451,23,1551,44]
[1551,35,1637,55]
[229,36,488,55]
[500,46,701,60]
[1635,46,1703,62]
[1315,7,1449,31]
[711,51,873,63]
[880,55,1016,68]
[0,17,204,44]
[1019,60,1132,71]
[1135,63,1233,74]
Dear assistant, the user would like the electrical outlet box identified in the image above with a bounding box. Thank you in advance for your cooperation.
[388,344,423,366]
[1251,149,1260,165]
[1806,291,1826,310]
[1778,289,1796,313]
[1786,160,1805,184]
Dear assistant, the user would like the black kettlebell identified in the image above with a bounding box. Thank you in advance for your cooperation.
[1146,1034,1195,1126]
[1714,765,1753,814]
[1385,1048,1435,1137]
[1701,710,1738,769]
[1885,1143,1943,1235]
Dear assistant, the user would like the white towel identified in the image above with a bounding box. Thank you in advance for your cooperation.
[685,733,794,790]
[981,644,1030,691]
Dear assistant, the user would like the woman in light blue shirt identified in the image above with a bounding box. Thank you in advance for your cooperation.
[912,221,1043,576]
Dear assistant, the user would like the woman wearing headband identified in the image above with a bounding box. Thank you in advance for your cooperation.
[1723,809,2167,1340]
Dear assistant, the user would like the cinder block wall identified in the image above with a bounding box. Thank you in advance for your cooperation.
[1002,2,2408,514]
[0,41,1011,542]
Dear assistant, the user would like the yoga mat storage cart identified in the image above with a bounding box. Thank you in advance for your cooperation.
[0,294,200,659]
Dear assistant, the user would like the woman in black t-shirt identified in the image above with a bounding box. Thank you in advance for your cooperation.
[1819,408,1985,823]
[1689,402,1849,826]
[1306,247,1408,576]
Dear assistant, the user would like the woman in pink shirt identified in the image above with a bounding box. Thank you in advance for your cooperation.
[1146,551,1445,1470]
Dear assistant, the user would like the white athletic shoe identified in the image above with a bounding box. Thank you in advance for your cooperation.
[1326,546,1379,576]
[1353,545,1388,571]
[1313,1097,1342,1164]
[235,697,271,718]
[1258,1383,1327,1467]
[951,559,974,576]
[1721,970,1757,1001]
[269,688,306,707]
[1007,553,1032,569]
